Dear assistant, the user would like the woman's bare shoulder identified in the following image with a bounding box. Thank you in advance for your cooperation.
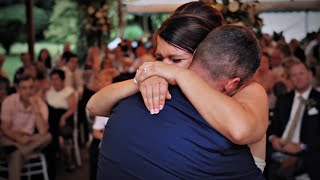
[236,81,267,96]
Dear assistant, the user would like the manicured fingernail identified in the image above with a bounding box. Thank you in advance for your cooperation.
[150,109,154,114]
[154,109,159,114]
[159,105,163,110]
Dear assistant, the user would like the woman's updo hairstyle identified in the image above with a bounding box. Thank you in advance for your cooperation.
[156,1,223,54]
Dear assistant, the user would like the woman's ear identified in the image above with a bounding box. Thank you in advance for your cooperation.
[224,77,240,95]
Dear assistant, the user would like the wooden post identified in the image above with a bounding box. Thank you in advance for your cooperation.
[118,0,124,39]
[26,0,35,62]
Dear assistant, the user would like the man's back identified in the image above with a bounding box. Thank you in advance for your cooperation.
[98,86,263,179]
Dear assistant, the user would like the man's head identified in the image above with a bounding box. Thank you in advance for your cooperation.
[0,54,5,67]
[258,52,271,72]
[288,61,312,93]
[63,42,71,53]
[65,53,79,72]
[20,52,32,67]
[16,75,35,102]
[190,25,261,95]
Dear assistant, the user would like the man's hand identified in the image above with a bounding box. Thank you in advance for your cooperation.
[29,96,40,111]
[282,142,302,154]
[16,134,32,145]
[271,136,286,152]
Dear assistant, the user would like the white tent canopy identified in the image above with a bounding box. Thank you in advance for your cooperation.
[123,0,320,13]
[123,0,195,13]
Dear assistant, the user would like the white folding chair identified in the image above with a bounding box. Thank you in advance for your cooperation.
[0,153,49,180]
[73,92,82,167]
[22,153,49,180]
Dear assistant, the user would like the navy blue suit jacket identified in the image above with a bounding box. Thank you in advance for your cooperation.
[97,86,263,179]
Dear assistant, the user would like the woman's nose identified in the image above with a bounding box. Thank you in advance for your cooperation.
[163,58,172,65]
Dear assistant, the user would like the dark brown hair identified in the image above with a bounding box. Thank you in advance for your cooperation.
[156,1,223,54]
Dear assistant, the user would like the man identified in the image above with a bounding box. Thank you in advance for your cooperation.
[268,61,320,180]
[61,53,84,98]
[13,53,35,85]
[0,75,51,180]
[97,25,265,179]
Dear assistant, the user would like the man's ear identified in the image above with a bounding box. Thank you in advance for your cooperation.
[224,77,240,95]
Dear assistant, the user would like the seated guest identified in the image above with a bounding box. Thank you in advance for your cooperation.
[0,75,51,180]
[0,54,9,80]
[268,61,320,180]
[13,53,35,85]
[37,48,52,70]
[46,69,77,171]
[254,52,288,109]
[61,53,84,98]
[0,76,10,109]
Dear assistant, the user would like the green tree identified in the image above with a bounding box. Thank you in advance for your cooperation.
[0,4,49,54]
[44,0,79,44]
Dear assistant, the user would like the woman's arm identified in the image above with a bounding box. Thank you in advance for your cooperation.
[60,92,77,127]
[136,62,269,145]
[86,79,139,117]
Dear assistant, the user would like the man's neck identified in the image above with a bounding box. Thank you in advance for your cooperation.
[296,85,312,95]
[189,63,224,91]
[19,95,30,108]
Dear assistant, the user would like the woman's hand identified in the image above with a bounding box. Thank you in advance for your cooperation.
[135,62,183,85]
[135,62,184,114]
[139,76,171,114]
[59,116,67,127]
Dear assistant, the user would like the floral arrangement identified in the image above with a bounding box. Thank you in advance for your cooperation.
[83,2,112,46]
[201,0,263,37]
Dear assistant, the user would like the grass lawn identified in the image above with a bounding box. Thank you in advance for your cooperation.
[1,42,74,81]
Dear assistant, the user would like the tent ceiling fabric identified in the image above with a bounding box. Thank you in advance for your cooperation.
[123,0,196,13]
[123,0,320,13]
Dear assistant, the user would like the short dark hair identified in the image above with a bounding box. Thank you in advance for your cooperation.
[193,25,261,88]
[50,68,65,80]
[20,52,28,59]
[65,53,78,63]
[157,1,223,54]
[16,74,33,86]
[287,59,310,72]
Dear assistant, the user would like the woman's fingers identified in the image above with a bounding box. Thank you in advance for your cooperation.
[166,91,172,100]
[152,81,160,114]
[139,77,170,114]
[140,84,149,111]
[159,80,169,110]
[145,82,154,114]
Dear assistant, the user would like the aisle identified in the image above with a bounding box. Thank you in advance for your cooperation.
[55,147,90,180]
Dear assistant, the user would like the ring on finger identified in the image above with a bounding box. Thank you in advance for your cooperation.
[133,77,138,85]
[143,67,149,74]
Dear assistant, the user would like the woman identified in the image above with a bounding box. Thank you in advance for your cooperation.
[37,48,52,70]
[87,1,268,172]
[46,69,77,171]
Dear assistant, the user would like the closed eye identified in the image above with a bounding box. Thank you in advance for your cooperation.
[155,57,164,61]
[172,59,182,63]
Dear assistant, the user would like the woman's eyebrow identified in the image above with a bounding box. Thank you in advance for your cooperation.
[168,54,188,58]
